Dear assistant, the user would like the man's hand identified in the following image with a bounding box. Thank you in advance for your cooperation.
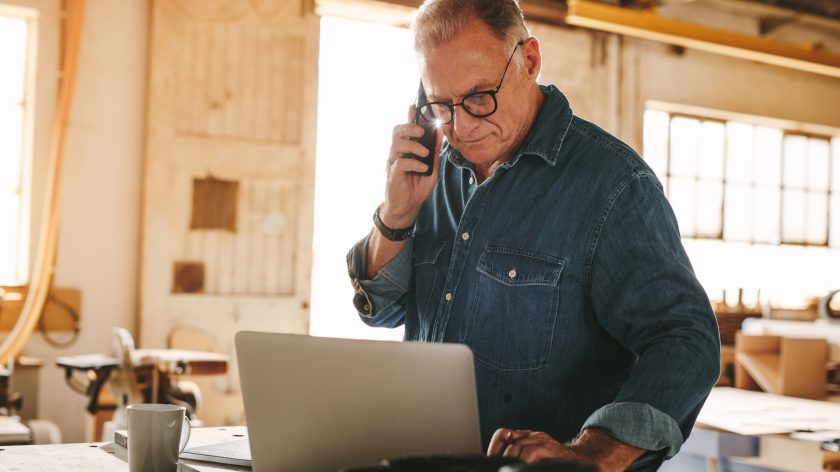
[365,105,442,279]
[381,105,442,229]
[487,427,645,471]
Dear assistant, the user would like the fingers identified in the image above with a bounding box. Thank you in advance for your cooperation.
[392,122,425,142]
[390,123,429,157]
[487,428,510,457]
[387,121,433,176]
[388,153,432,176]
[487,428,532,457]
[492,430,568,464]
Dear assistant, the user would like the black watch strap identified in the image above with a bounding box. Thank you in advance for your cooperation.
[373,204,414,241]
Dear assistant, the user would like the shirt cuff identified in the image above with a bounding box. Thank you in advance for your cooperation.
[346,232,414,319]
[581,402,684,458]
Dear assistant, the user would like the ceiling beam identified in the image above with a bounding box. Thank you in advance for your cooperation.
[566,0,840,79]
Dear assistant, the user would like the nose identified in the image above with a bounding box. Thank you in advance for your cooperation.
[451,106,481,138]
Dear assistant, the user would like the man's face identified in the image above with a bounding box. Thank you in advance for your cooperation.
[418,19,533,169]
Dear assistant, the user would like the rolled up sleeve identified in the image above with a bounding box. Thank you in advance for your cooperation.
[346,232,414,328]
[586,172,721,458]
[582,402,683,458]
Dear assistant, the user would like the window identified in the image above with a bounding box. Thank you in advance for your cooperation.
[0,9,35,285]
[309,16,418,340]
[644,109,840,248]
[644,106,840,307]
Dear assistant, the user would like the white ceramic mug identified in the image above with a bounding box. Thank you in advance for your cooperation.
[127,403,191,472]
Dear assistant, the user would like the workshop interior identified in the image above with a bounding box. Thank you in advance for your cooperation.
[0,0,840,470]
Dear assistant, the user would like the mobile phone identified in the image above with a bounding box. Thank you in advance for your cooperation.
[408,81,437,176]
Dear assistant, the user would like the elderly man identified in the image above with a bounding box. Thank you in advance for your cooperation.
[346,0,720,469]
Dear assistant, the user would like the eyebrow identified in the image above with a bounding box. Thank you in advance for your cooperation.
[428,81,496,102]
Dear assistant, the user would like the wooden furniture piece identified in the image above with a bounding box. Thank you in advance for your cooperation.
[735,332,829,400]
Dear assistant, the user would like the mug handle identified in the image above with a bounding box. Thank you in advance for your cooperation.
[179,417,192,454]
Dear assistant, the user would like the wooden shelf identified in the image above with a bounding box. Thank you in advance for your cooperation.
[735,332,828,400]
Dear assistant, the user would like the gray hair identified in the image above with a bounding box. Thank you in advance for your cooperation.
[412,0,530,53]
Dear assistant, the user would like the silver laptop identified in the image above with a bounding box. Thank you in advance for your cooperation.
[235,331,482,471]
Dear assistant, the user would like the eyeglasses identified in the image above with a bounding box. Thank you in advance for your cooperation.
[417,40,524,126]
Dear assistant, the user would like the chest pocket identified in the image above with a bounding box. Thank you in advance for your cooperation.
[465,246,564,370]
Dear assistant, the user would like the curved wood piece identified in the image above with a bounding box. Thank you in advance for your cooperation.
[0,0,86,364]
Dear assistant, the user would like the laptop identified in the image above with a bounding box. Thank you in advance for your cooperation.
[235,331,482,471]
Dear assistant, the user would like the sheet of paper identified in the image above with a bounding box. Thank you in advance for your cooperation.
[696,387,840,436]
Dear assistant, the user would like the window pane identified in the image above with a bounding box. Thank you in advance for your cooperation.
[754,126,782,186]
[0,17,28,105]
[0,105,24,190]
[832,139,840,247]
[782,189,806,243]
[696,180,723,238]
[831,194,840,248]
[726,122,754,184]
[832,138,840,193]
[668,177,697,237]
[724,183,752,241]
[754,186,780,245]
[670,117,700,178]
[0,194,20,283]
[805,191,828,245]
[784,135,808,189]
[698,121,725,180]
[808,138,830,191]
[643,110,669,181]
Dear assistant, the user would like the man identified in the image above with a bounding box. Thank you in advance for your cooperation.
[346,0,720,469]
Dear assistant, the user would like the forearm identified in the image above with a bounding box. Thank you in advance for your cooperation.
[365,229,409,279]
[573,428,645,472]
[365,203,418,279]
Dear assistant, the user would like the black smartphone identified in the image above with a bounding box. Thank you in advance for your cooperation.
[408,81,437,176]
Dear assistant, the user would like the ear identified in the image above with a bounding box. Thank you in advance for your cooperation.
[522,37,541,80]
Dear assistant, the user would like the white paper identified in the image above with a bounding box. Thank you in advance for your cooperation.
[696,387,840,436]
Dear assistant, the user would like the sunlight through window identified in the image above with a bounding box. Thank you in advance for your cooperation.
[310,16,419,340]
[643,107,840,307]
[0,12,32,285]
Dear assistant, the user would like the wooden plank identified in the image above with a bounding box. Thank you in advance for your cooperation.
[566,0,840,79]
[735,351,781,394]
[140,0,316,349]
[0,287,80,332]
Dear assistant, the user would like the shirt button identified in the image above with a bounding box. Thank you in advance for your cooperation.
[468,177,474,185]
[508,269,517,278]
[461,232,470,241]
[445,292,453,302]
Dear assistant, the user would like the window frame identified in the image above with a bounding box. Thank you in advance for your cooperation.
[644,104,839,248]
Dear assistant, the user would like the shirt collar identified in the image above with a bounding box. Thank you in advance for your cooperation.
[442,84,574,170]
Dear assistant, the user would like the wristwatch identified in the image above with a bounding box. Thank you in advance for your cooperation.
[373,204,414,241]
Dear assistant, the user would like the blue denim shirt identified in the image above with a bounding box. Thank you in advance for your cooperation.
[347,85,720,461]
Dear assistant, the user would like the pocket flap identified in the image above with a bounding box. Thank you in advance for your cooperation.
[477,247,564,287]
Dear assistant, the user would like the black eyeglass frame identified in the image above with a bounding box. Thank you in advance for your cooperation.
[417,40,525,125]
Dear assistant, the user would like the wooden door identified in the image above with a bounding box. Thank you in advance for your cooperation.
[139,0,319,354]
